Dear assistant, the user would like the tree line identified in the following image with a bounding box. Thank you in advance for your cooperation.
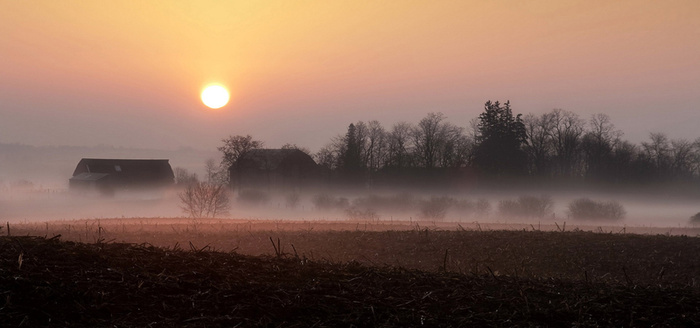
[219,101,700,191]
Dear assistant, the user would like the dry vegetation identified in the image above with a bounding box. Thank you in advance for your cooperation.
[2,218,700,327]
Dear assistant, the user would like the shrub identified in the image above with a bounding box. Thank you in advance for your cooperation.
[498,195,553,218]
[568,198,625,221]
[475,199,492,217]
[453,199,475,212]
[285,193,301,209]
[237,189,270,206]
[498,199,521,217]
[690,212,700,223]
[351,193,417,213]
[312,194,349,211]
[179,182,230,218]
[518,195,554,218]
[419,196,455,220]
[345,206,379,221]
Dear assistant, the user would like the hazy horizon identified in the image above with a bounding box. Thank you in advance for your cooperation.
[2,1,699,152]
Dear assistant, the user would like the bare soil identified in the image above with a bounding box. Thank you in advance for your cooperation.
[1,218,699,327]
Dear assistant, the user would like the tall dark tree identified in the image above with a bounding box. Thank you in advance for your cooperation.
[339,123,363,172]
[473,101,528,176]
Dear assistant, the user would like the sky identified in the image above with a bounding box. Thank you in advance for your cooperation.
[1,0,699,153]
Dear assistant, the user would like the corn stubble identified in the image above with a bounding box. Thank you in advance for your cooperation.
[2,222,700,327]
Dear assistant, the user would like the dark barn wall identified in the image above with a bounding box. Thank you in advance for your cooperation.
[230,149,321,191]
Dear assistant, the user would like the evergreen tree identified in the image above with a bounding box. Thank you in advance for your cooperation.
[339,123,362,172]
[473,101,528,176]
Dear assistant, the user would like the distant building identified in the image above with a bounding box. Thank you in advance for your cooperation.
[229,149,320,191]
[69,158,174,194]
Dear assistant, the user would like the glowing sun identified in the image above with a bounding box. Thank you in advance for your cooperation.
[201,85,230,109]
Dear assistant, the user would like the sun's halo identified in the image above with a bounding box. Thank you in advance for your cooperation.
[201,85,230,109]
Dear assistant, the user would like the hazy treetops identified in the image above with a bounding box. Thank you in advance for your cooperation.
[217,101,700,191]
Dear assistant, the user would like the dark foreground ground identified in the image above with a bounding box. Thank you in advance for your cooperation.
[1,233,699,327]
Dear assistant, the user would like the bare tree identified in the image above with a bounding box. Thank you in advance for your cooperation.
[218,135,263,169]
[365,120,387,171]
[315,142,341,170]
[205,158,228,185]
[523,112,555,176]
[412,112,464,169]
[692,137,700,177]
[668,139,693,178]
[385,121,414,168]
[642,133,671,171]
[178,182,231,218]
[281,143,312,156]
[581,113,623,179]
[587,113,623,148]
[551,109,585,178]
[174,167,198,186]
[412,112,444,169]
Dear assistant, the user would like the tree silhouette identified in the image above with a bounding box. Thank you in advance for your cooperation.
[178,182,230,218]
[385,122,414,169]
[473,101,528,176]
[218,135,263,169]
[581,113,622,182]
[411,112,464,169]
[339,123,362,172]
[551,109,585,178]
[523,112,556,177]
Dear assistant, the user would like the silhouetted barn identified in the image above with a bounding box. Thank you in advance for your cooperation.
[69,158,174,193]
[229,149,320,191]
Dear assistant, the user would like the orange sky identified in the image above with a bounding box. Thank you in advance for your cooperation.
[1,1,699,151]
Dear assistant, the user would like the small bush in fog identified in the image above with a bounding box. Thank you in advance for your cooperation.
[419,196,455,220]
[475,199,492,217]
[498,195,553,218]
[285,193,301,209]
[351,193,417,213]
[345,206,379,221]
[312,194,349,211]
[179,182,230,218]
[453,199,475,211]
[518,195,554,218]
[453,198,492,218]
[498,200,521,217]
[568,198,625,221]
[690,212,700,223]
[237,189,270,206]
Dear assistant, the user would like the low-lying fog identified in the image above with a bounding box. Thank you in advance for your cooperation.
[2,185,699,229]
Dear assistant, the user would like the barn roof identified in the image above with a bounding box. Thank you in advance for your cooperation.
[236,149,314,171]
[71,158,174,183]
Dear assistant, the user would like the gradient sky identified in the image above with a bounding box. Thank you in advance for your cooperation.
[2,1,699,152]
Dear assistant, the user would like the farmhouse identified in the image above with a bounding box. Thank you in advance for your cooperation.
[229,149,320,191]
[69,158,175,193]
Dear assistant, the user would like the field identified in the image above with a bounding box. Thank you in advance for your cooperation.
[2,218,700,327]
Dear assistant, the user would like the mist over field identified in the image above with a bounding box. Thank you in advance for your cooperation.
[2,177,699,232]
